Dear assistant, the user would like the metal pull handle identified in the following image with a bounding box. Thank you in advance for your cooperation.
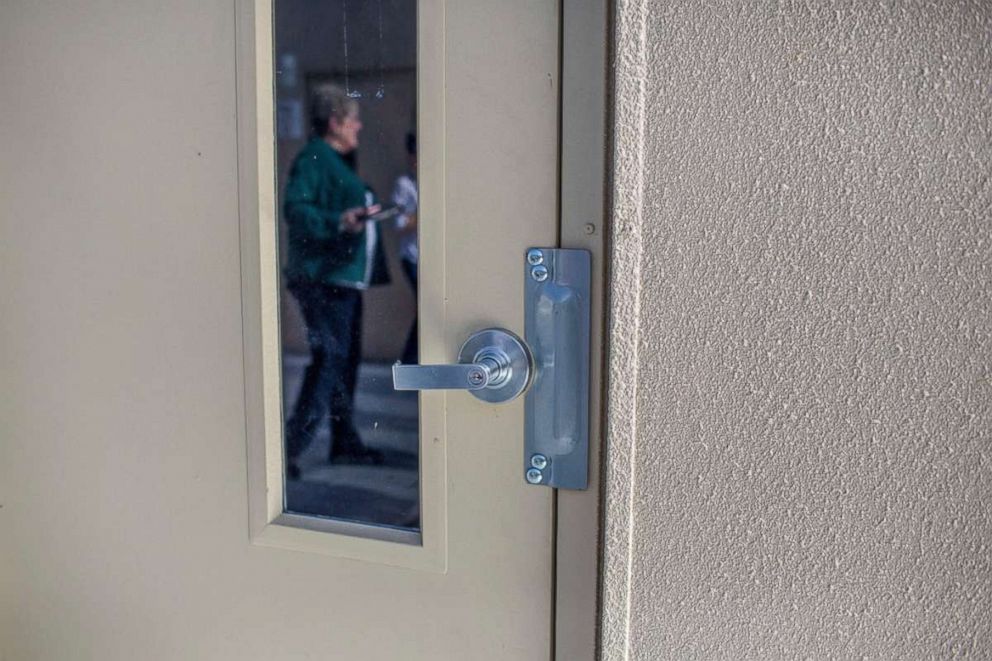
[523,248,591,489]
[392,328,532,404]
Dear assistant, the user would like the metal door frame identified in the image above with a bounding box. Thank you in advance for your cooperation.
[555,1,610,659]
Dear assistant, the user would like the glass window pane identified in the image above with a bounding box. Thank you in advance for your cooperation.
[274,0,419,532]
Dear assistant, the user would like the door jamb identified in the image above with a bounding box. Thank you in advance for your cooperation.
[555,1,610,659]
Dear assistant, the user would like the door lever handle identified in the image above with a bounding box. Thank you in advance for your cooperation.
[392,363,493,391]
[392,328,532,404]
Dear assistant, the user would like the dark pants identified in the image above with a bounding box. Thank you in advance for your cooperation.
[285,282,364,461]
[401,258,418,365]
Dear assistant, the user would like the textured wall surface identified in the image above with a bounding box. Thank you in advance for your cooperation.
[602,1,992,658]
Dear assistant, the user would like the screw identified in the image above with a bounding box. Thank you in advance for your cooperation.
[530,454,549,470]
[526,468,544,484]
[584,223,596,235]
[526,248,544,265]
[531,265,549,282]
[467,369,486,386]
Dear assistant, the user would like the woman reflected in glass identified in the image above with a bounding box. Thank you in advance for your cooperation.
[281,86,389,478]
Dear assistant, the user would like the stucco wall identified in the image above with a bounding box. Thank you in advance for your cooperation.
[602,1,991,658]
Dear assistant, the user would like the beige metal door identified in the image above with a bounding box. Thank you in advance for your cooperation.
[0,1,573,659]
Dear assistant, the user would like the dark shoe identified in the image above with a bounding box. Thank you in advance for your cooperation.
[330,446,385,466]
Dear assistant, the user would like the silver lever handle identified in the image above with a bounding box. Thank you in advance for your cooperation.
[392,362,494,391]
[391,328,532,404]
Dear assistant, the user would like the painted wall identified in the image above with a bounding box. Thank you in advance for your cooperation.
[602,1,991,658]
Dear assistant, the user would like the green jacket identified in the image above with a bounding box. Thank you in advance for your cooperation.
[283,138,389,289]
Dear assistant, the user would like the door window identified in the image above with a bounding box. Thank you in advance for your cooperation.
[273,0,420,533]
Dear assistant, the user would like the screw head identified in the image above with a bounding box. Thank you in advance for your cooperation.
[584,223,596,235]
[531,265,549,282]
[530,454,549,470]
[526,468,544,484]
[526,248,544,265]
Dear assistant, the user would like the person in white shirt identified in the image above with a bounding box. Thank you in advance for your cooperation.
[392,132,419,364]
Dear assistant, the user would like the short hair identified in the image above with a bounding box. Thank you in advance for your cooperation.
[310,85,358,138]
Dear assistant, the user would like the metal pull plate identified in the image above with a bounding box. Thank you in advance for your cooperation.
[523,248,591,490]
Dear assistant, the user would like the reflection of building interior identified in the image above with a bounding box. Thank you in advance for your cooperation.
[276,0,421,530]
[283,359,420,529]
[276,0,417,362]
